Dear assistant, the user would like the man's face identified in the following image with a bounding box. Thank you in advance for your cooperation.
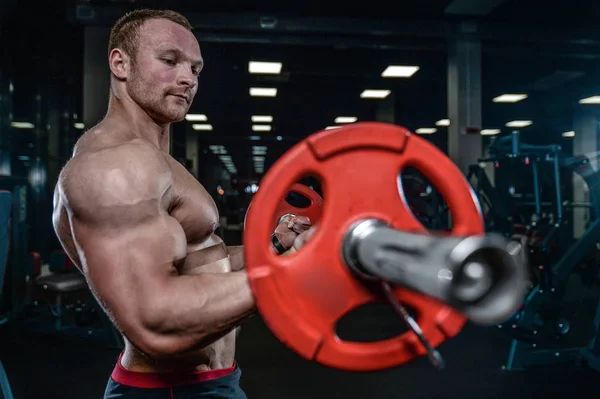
[127,18,203,123]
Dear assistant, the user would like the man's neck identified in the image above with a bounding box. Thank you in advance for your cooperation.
[106,93,171,153]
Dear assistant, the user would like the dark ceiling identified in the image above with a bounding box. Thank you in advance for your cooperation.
[6,0,600,181]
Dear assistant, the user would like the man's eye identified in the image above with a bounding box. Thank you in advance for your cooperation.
[162,59,175,65]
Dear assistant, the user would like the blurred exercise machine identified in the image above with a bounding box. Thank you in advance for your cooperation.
[470,131,600,370]
[468,131,566,237]
[0,176,36,318]
[0,175,123,349]
[0,191,16,399]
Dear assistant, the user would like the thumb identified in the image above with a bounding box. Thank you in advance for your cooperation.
[293,226,318,250]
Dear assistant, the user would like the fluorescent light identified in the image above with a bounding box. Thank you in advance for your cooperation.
[579,96,600,104]
[360,89,391,99]
[562,131,575,138]
[250,87,277,97]
[74,122,85,129]
[10,122,34,129]
[252,115,273,123]
[481,129,501,136]
[252,125,271,132]
[415,128,437,134]
[493,94,528,103]
[252,146,267,155]
[505,120,532,128]
[435,119,450,127]
[249,136,261,140]
[185,114,207,121]
[249,61,282,74]
[209,145,227,154]
[381,65,419,78]
[192,124,213,131]
[334,116,357,124]
[325,126,341,130]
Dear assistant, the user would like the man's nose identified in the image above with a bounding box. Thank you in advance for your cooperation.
[177,67,196,88]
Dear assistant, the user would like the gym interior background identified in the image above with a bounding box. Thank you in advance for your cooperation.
[1,0,600,397]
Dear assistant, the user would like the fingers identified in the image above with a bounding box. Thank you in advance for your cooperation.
[292,225,318,251]
[290,215,311,232]
[276,214,312,233]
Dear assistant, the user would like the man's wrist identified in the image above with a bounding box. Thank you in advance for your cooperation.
[270,233,288,254]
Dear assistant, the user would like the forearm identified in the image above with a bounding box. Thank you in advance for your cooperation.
[227,241,287,271]
[143,271,256,357]
[227,245,245,271]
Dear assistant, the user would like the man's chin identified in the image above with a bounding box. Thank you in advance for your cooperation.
[162,107,190,124]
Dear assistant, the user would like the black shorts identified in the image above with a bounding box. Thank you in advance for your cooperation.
[104,354,247,399]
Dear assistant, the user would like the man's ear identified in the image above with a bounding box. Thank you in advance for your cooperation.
[109,48,130,80]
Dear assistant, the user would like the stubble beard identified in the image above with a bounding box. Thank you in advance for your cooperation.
[127,66,188,124]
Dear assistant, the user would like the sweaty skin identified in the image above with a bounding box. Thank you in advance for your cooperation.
[51,17,311,374]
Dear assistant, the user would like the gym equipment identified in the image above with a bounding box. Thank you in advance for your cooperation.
[244,122,528,372]
[400,170,450,231]
[0,175,32,318]
[245,183,324,230]
[500,171,600,370]
[0,176,122,349]
[274,183,323,229]
[476,132,600,371]
[470,131,577,286]
[470,131,565,236]
[0,192,10,303]
[466,164,515,234]
[30,250,124,349]
[0,191,15,399]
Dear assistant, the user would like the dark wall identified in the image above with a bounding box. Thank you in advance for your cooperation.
[0,0,84,257]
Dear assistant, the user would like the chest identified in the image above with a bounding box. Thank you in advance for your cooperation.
[165,158,219,245]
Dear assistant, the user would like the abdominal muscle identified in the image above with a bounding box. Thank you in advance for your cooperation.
[120,243,238,373]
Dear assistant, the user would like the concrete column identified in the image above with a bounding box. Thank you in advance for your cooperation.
[375,93,395,124]
[186,127,199,178]
[171,123,186,164]
[83,27,110,129]
[46,89,61,186]
[447,23,484,175]
[572,108,600,238]
[30,87,50,258]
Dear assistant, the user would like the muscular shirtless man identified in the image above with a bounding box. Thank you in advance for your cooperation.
[52,9,312,399]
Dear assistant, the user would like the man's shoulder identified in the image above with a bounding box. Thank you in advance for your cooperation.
[74,128,162,158]
[72,134,166,169]
[58,138,171,207]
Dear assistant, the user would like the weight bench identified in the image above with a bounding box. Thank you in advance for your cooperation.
[0,190,15,399]
[35,251,88,331]
[33,251,123,348]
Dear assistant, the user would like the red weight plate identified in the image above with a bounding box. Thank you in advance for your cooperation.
[273,183,323,229]
[243,122,484,372]
[245,184,324,231]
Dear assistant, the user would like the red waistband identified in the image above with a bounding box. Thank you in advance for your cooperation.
[111,352,237,389]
